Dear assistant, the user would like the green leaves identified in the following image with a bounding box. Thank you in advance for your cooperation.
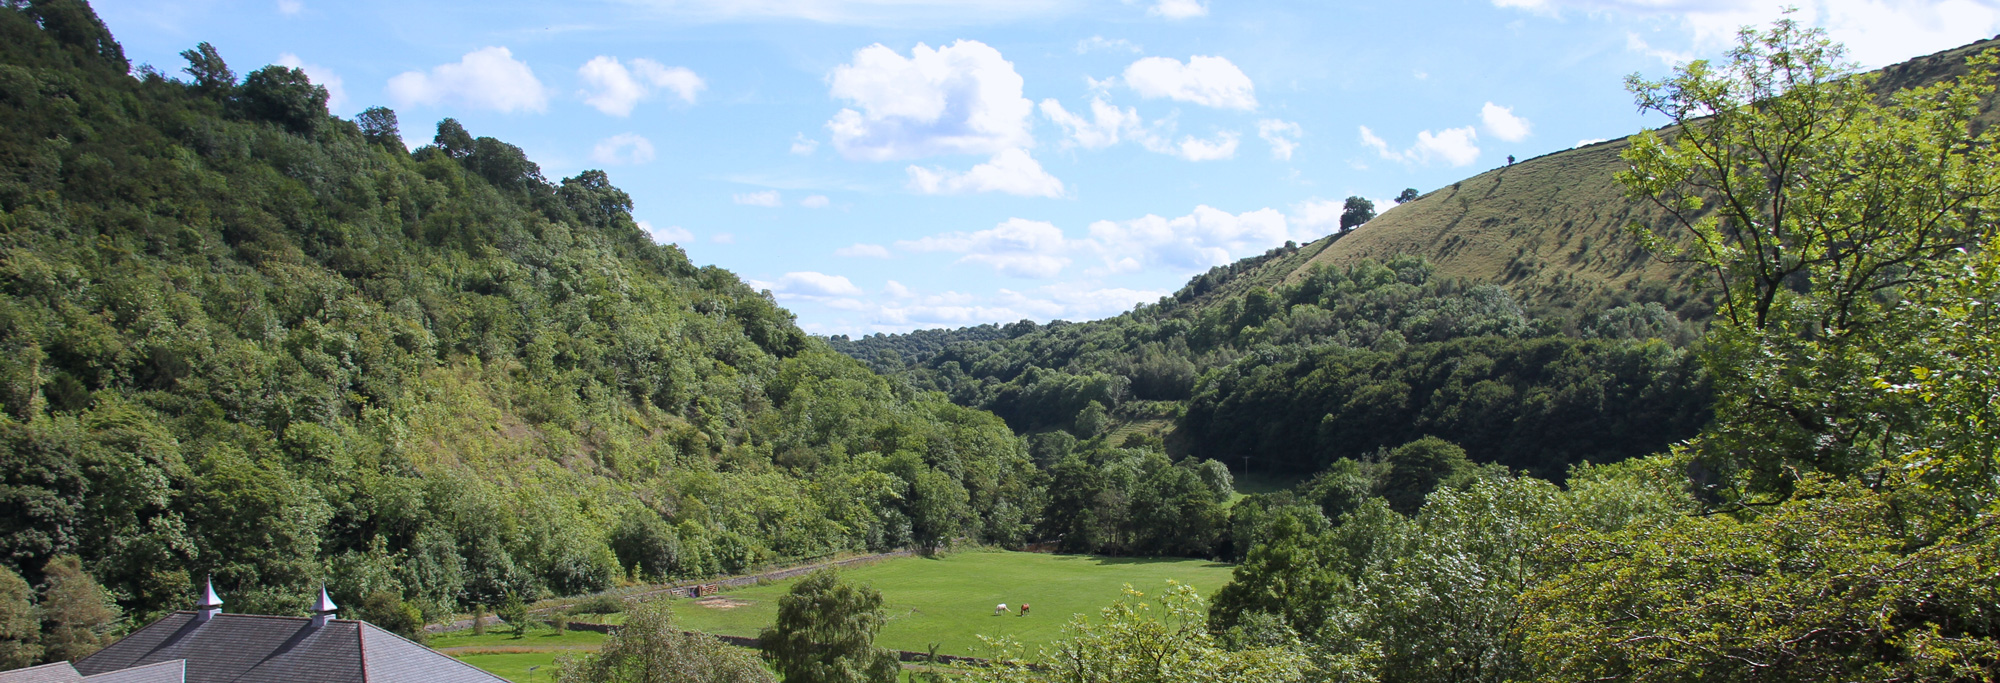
[759,570,900,683]
[1520,477,2000,682]
[558,600,772,683]
[972,582,1309,683]
[1619,16,2000,498]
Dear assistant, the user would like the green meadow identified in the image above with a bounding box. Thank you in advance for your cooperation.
[448,549,1236,680]
[667,549,1235,658]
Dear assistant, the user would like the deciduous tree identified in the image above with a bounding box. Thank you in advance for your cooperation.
[557,601,771,683]
[178,42,232,92]
[37,555,114,663]
[1338,196,1375,231]
[1620,14,2000,498]
[0,565,38,669]
[968,582,1308,683]
[758,570,898,683]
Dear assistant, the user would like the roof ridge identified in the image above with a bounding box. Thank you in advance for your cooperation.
[358,619,368,683]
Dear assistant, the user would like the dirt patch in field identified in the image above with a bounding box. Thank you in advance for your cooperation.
[694,597,753,610]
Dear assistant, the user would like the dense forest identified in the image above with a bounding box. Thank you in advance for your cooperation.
[833,252,1710,480]
[0,0,1042,641]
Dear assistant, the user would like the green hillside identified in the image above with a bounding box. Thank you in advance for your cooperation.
[1286,34,2000,317]
[0,0,1040,628]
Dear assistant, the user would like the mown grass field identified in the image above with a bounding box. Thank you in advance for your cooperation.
[436,628,605,683]
[668,549,1234,658]
[449,652,568,683]
[446,549,1235,679]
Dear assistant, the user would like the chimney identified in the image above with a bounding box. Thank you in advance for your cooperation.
[310,586,338,628]
[195,577,223,622]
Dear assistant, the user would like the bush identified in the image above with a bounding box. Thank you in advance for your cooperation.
[498,596,530,638]
[557,600,771,683]
[569,595,626,616]
[357,591,427,644]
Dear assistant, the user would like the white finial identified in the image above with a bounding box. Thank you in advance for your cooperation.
[195,576,223,622]
[310,585,338,628]
[312,585,338,614]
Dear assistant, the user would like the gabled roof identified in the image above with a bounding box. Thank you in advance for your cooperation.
[0,662,84,683]
[72,612,504,683]
[74,660,182,683]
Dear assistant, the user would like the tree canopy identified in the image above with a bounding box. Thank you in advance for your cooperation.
[758,570,899,683]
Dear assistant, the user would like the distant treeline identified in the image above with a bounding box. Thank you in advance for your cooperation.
[834,254,1709,479]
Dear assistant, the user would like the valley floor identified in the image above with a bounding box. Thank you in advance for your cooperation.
[445,549,1235,680]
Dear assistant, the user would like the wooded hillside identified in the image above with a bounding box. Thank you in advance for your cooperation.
[0,0,1039,629]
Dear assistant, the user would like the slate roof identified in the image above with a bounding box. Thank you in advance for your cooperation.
[72,660,182,683]
[0,660,183,683]
[71,612,504,683]
[0,662,84,683]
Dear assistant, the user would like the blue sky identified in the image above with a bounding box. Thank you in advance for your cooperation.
[94,0,2000,335]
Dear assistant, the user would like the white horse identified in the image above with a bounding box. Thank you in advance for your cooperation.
[995,603,1007,615]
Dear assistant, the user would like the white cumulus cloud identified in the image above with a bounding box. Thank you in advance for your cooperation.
[1497,0,2000,70]
[1083,205,1292,274]
[1149,0,1209,19]
[277,0,303,15]
[790,133,820,155]
[733,190,782,207]
[275,53,344,112]
[1626,32,1696,66]
[1144,131,1239,161]
[1258,119,1302,160]
[1122,55,1257,110]
[1289,199,1345,234]
[1415,127,1482,166]
[1360,124,1481,167]
[590,133,656,165]
[1040,98,1144,149]
[906,148,1065,197]
[615,0,1070,26]
[836,243,891,258]
[1042,97,1240,161]
[800,195,832,208]
[637,220,694,244]
[756,272,865,298]
[897,218,1073,278]
[1076,36,1143,53]
[579,56,706,116]
[387,47,547,113]
[826,40,1035,160]
[1480,102,1532,142]
[841,281,1167,334]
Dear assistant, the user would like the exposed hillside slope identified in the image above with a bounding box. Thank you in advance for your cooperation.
[1295,139,1696,317]
[1287,34,2000,316]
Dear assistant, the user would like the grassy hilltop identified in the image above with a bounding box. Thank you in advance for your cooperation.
[1284,35,2000,318]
